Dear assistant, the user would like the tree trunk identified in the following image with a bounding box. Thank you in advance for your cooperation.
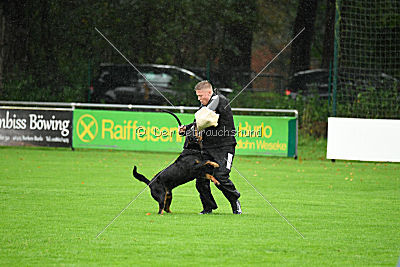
[5,1,29,75]
[0,3,5,92]
[321,0,336,69]
[219,0,257,88]
[290,0,318,75]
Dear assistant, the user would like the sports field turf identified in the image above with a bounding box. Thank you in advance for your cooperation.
[1,137,399,266]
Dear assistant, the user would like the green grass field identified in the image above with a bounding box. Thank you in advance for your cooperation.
[1,137,399,266]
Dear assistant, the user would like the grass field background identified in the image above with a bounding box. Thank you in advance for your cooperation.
[1,137,399,265]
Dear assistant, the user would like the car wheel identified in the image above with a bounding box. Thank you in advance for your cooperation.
[106,95,117,103]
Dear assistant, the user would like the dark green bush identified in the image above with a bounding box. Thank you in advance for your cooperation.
[229,88,330,137]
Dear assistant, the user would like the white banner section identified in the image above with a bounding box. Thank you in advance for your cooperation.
[327,117,400,162]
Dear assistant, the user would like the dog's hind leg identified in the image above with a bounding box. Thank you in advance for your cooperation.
[164,191,173,213]
[158,202,165,215]
[158,192,166,215]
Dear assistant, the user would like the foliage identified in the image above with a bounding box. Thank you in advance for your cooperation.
[298,95,330,137]
[336,0,400,119]
[1,0,258,102]
[166,79,199,107]
[229,88,330,137]
[3,74,86,102]
[337,83,400,119]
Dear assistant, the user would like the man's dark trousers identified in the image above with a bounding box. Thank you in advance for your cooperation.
[196,145,240,211]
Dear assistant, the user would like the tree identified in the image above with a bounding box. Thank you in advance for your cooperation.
[1,0,259,101]
[0,2,5,92]
[321,0,336,69]
[218,0,258,87]
[289,0,319,75]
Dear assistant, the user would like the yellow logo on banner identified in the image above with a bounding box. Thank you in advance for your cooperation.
[76,114,98,142]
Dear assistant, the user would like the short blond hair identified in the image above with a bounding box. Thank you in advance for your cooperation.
[194,80,212,91]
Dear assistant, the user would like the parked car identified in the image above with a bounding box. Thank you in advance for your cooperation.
[285,69,330,99]
[285,68,399,100]
[89,63,232,105]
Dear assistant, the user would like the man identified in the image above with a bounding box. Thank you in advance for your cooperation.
[179,81,241,214]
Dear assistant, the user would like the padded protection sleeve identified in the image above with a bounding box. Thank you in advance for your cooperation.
[195,107,220,131]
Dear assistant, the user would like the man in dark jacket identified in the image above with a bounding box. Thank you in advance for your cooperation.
[179,81,241,214]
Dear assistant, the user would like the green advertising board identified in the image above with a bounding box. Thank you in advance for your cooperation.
[234,115,297,157]
[72,109,296,157]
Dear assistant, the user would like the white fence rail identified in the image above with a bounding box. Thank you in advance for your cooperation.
[0,101,298,116]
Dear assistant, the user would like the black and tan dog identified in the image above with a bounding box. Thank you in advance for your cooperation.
[133,110,219,214]
[132,149,220,214]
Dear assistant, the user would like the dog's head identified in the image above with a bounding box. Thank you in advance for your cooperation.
[184,125,203,150]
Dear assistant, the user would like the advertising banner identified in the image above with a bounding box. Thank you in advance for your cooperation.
[0,108,72,147]
[72,109,296,157]
[73,109,187,153]
[235,115,296,157]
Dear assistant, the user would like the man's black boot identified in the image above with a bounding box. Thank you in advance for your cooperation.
[231,199,242,214]
[199,209,213,215]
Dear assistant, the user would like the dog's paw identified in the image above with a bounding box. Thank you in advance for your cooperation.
[204,160,219,168]
[206,173,220,185]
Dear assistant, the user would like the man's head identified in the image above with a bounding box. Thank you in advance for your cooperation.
[195,81,213,105]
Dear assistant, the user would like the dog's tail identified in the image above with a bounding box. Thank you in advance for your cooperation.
[132,166,151,185]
